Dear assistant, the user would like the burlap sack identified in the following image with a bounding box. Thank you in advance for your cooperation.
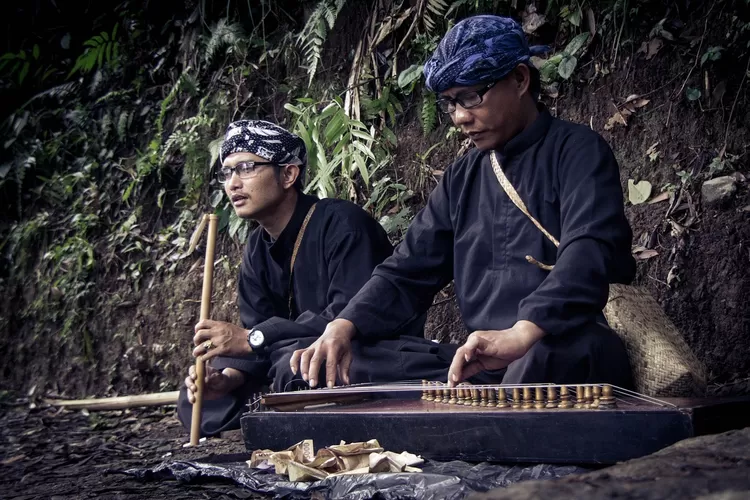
[604,284,707,397]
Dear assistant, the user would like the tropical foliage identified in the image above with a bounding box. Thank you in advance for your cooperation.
[1,0,748,393]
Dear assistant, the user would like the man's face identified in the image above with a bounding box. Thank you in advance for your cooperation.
[440,67,528,151]
[221,152,287,220]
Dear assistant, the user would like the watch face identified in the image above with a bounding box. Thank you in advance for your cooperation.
[250,330,264,347]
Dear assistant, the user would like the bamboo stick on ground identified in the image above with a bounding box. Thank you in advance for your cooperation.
[46,391,179,411]
[190,213,219,446]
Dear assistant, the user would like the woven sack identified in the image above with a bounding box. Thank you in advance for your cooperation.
[604,284,707,397]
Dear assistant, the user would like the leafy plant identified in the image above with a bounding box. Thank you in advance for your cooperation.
[539,32,591,82]
[397,64,424,92]
[0,45,40,84]
[68,24,120,77]
[701,46,724,66]
[423,0,451,33]
[421,91,437,135]
[686,87,701,101]
[204,19,247,65]
[285,97,380,199]
[298,0,347,86]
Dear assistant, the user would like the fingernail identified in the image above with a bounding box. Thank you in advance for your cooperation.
[291,366,297,375]
[302,373,308,381]
[310,378,316,387]
[327,380,334,389]
[465,353,471,362]
[451,373,458,382]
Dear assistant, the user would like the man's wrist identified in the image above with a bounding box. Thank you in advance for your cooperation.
[330,318,357,340]
[515,320,546,346]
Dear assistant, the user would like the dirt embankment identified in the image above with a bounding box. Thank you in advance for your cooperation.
[2,5,748,400]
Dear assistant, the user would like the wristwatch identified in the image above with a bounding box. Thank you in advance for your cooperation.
[247,328,265,350]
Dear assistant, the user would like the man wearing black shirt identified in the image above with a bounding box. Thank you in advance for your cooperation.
[292,15,635,390]
[178,120,454,436]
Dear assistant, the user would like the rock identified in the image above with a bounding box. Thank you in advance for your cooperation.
[702,176,737,204]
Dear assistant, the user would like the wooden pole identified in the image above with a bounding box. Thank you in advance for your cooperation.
[46,391,179,411]
[190,213,219,446]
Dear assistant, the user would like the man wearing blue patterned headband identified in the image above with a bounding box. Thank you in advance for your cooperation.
[177,120,458,436]
[293,15,636,390]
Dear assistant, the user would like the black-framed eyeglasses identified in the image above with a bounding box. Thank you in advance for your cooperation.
[436,81,496,114]
[217,161,278,183]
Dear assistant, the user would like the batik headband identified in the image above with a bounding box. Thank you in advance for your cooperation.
[424,15,549,93]
[220,120,307,167]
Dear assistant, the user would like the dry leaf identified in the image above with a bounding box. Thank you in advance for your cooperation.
[604,110,629,130]
[628,179,653,205]
[669,220,686,238]
[522,4,547,34]
[667,265,680,287]
[638,38,664,60]
[731,172,746,183]
[586,8,596,36]
[187,214,208,256]
[623,96,650,114]
[649,192,671,204]
[634,249,659,260]
[711,80,727,108]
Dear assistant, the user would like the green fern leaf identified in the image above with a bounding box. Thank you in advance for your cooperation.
[204,19,245,64]
[117,110,130,140]
[298,0,347,86]
[421,91,436,135]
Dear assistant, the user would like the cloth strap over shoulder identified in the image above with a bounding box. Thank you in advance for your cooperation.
[490,151,557,270]
[288,203,317,317]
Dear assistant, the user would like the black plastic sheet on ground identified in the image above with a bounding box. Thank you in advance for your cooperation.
[122,457,589,499]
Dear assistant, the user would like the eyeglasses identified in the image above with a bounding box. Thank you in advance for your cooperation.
[436,81,496,114]
[217,161,278,183]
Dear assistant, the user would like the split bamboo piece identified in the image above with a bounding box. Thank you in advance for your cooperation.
[46,391,179,411]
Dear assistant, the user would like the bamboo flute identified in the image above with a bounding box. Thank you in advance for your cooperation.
[190,213,219,446]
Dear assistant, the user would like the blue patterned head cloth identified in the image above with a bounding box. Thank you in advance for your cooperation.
[424,15,549,93]
[220,120,307,167]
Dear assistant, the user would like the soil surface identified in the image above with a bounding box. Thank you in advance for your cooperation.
[471,426,750,500]
[0,397,263,500]
[4,395,750,500]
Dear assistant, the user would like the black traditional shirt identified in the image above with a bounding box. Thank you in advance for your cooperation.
[339,108,636,338]
[214,192,415,374]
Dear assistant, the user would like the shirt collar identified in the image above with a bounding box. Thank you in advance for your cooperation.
[499,103,553,158]
[264,192,319,267]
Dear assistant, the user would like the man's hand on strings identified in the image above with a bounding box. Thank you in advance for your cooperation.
[193,320,252,360]
[448,320,546,386]
[289,319,356,388]
[184,365,246,403]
